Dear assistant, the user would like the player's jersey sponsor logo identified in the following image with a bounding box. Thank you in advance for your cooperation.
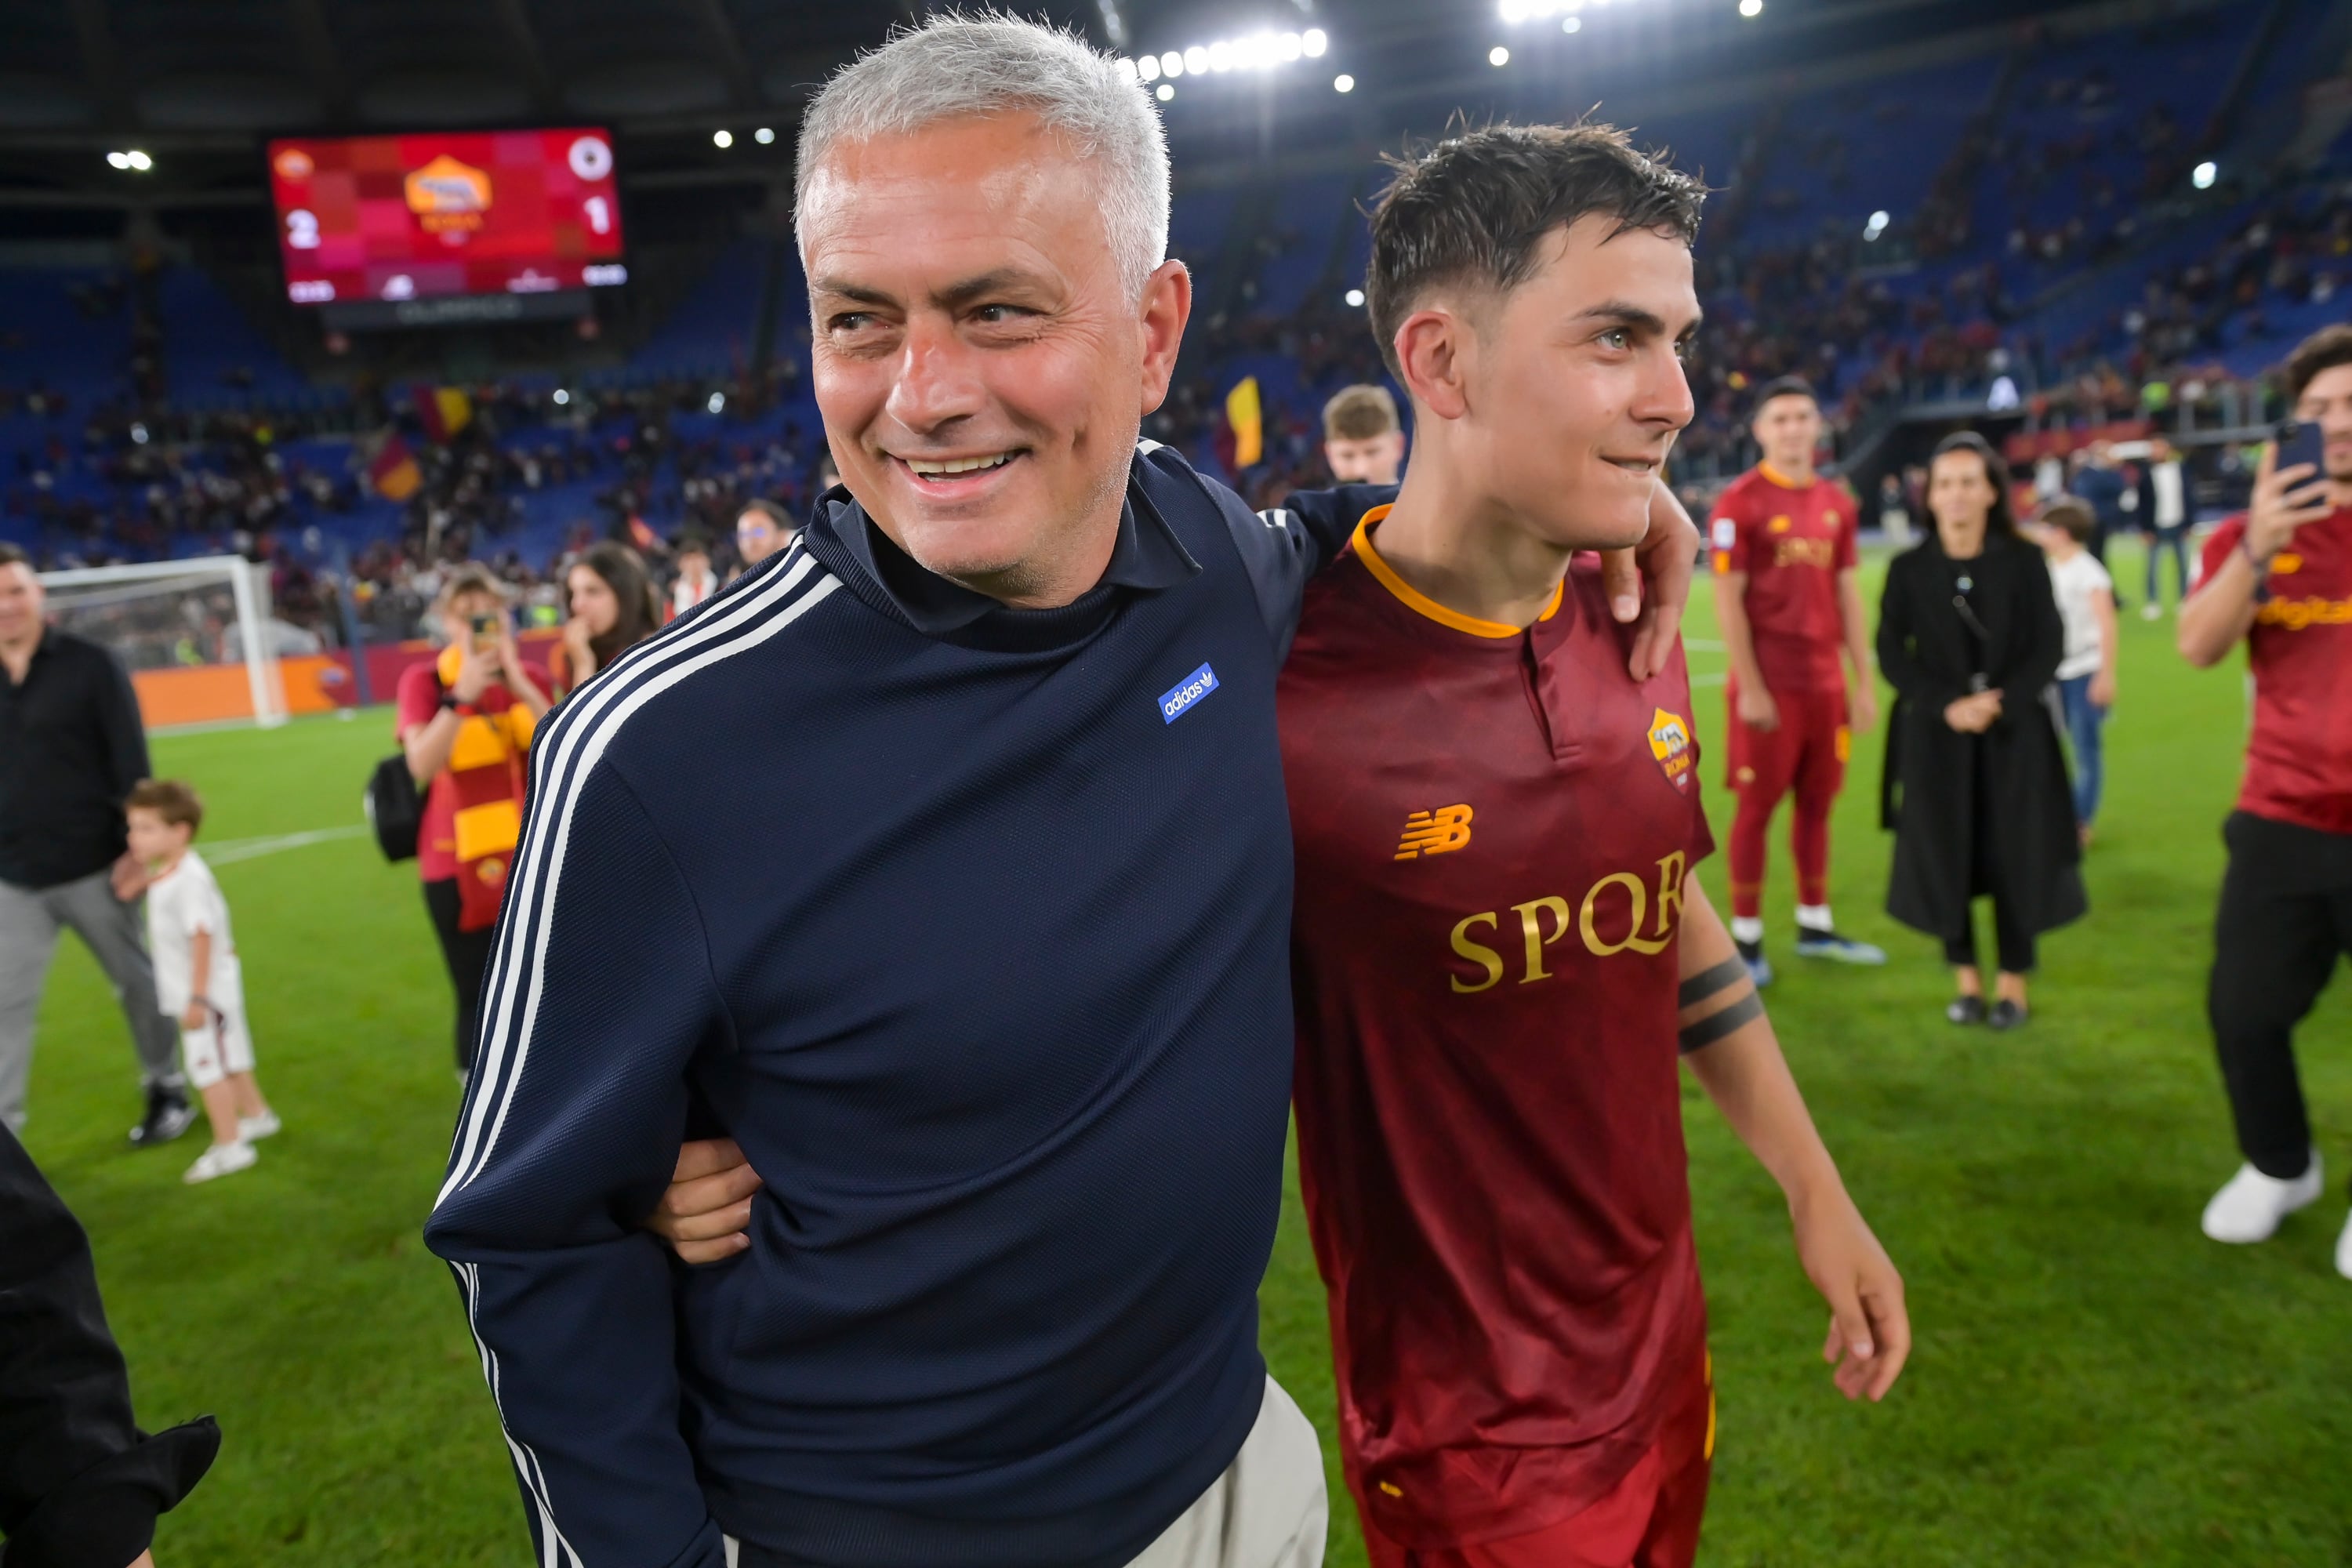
[1395,804,1474,860]
[1772,535,1838,568]
[2256,595,2352,630]
[406,155,492,234]
[1446,851,1690,992]
[1157,662,1220,723]
[1648,708,1695,794]
[2272,551,2303,574]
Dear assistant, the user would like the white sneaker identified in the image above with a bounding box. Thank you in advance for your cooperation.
[183,1140,256,1185]
[2200,1155,2323,1243]
[238,1109,281,1142]
[2336,1209,2352,1281]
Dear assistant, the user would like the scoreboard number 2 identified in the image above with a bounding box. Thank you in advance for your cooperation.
[285,209,321,250]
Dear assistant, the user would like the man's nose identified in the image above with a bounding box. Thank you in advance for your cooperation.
[884,316,988,437]
[1637,350,1697,433]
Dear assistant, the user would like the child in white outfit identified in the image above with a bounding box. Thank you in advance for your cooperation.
[127,780,278,1184]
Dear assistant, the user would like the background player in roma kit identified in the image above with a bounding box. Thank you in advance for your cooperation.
[1708,379,1883,984]
[1279,124,1907,1568]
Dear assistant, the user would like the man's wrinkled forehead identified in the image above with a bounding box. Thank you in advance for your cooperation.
[798,115,1111,285]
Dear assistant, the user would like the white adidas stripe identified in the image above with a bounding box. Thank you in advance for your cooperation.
[441,546,836,1206]
[457,1261,583,1567]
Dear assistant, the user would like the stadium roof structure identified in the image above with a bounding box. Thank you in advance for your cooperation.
[0,0,2245,222]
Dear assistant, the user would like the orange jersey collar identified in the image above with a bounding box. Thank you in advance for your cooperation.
[1350,503,1563,640]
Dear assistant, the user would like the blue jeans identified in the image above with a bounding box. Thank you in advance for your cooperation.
[2058,674,2107,826]
[2146,526,2190,606]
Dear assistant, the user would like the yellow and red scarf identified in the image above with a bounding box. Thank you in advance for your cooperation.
[436,645,536,931]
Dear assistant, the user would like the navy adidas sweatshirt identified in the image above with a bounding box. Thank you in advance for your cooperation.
[423,442,1356,1568]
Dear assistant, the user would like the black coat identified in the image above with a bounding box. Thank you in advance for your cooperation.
[1,1123,218,1566]
[1875,530,2088,944]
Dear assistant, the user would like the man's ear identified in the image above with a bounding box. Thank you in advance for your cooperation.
[1138,260,1193,416]
[1393,307,1472,423]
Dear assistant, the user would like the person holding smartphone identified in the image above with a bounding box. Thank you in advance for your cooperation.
[2180,324,2352,1275]
[1875,432,2086,1029]
[396,567,550,1082]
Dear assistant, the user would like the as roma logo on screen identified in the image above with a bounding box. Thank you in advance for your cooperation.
[405,154,492,234]
[1647,707,1694,795]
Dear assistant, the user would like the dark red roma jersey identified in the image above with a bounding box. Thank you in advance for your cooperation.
[1708,463,1858,691]
[2200,507,2352,835]
[1278,503,1715,1549]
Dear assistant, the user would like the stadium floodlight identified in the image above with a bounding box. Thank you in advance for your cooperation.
[129,422,149,444]
[126,150,152,170]
[1184,45,1209,74]
[1490,45,1511,65]
[1334,73,1355,92]
[713,129,733,148]
[1138,53,1160,80]
[708,392,727,413]
[1160,50,1184,77]
[1113,56,1139,83]
[1149,29,1326,83]
[553,387,571,405]
[2193,161,2217,189]
[1302,27,1327,56]
[1157,82,1175,101]
[1864,209,1889,241]
[1563,16,1583,31]
[1345,287,1367,307]
[1500,0,1587,20]
[107,151,129,169]
[1739,0,1763,16]
[754,126,775,144]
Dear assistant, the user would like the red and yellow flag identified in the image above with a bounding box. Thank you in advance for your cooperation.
[368,434,421,501]
[1225,376,1263,470]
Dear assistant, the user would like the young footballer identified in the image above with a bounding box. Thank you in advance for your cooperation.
[1708,379,1884,983]
[1323,383,1408,485]
[126,780,277,1185]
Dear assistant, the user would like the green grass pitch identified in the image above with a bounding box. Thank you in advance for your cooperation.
[20,542,2352,1565]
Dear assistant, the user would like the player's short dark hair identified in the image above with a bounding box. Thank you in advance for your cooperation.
[2284,323,2352,404]
[1323,384,1400,441]
[737,497,794,532]
[1365,122,1705,382]
[127,778,203,834]
[2038,496,2096,544]
[1750,376,1817,418]
[0,542,28,571]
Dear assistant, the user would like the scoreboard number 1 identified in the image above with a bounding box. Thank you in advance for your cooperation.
[584,195,612,234]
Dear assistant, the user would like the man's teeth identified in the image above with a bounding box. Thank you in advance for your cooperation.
[906,453,1014,477]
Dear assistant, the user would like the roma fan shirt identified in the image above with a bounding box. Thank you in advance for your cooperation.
[1278,503,1715,1548]
[1708,463,1859,691]
[2199,507,2352,835]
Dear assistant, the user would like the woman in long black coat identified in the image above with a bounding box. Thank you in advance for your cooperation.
[1877,432,2087,1028]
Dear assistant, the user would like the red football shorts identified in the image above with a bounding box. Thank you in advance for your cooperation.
[1724,680,1849,815]
[1357,1354,1715,1568]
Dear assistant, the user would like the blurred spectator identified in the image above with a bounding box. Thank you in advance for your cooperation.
[552,542,661,699]
[733,498,797,573]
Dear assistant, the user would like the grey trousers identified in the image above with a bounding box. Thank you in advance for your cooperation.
[0,869,184,1132]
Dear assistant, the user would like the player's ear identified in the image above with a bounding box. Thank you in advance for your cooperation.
[1137,259,1192,416]
[1394,307,1471,423]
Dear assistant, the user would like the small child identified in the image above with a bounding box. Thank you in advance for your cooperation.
[2036,498,2119,845]
[125,780,278,1184]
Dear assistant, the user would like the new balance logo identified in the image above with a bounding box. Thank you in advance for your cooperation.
[1396,804,1474,860]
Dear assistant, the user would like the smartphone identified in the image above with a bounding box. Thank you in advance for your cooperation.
[469,612,500,652]
[2274,419,2325,479]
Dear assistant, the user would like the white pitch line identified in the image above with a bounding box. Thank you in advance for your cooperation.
[1691,672,1726,688]
[203,825,370,866]
[1684,638,1727,652]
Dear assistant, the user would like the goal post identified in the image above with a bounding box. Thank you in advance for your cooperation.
[38,554,290,730]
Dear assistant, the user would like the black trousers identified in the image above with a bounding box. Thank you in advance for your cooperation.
[1940,735,2038,975]
[423,878,497,1076]
[1943,900,2037,975]
[2210,811,2352,1181]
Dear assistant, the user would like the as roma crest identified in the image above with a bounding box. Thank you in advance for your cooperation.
[1648,707,1694,794]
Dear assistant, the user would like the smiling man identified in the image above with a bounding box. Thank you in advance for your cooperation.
[423,19,1696,1568]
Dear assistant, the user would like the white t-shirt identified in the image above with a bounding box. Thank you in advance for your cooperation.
[2048,550,2113,681]
[145,848,240,1018]
[2151,459,2187,530]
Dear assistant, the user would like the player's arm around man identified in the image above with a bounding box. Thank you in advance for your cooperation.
[1675,877,1910,1399]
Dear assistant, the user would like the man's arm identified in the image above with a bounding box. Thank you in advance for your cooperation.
[2180,445,2334,668]
[1675,877,1909,1402]
[423,756,728,1567]
[1712,572,1776,730]
[1836,568,1878,731]
[2089,583,2118,709]
[1,1123,218,1566]
[96,648,155,902]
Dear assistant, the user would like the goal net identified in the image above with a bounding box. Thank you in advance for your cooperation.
[39,555,289,729]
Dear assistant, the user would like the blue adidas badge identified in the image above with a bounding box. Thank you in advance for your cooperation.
[1158,662,1219,724]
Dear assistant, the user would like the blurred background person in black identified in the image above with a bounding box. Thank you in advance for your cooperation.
[2,1120,218,1566]
[0,544,191,1147]
[551,541,661,699]
[1876,433,2087,1030]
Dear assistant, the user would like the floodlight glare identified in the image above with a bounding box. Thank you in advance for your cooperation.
[755,126,775,143]
[1490,45,1511,65]
[1345,288,1367,307]
[2193,161,2218,189]
[1334,73,1355,92]
[553,388,571,405]
[107,151,129,169]
[1278,31,1302,61]
[1563,16,1582,31]
[1138,53,1160,80]
[1303,27,1328,56]
[712,129,733,147]
[125,150,152,171]
[1739,0,1763,16]
[1184,45,1208,74]
[708,392,726,413]
[1161,50,1184,76]
[1157,82,1175,100]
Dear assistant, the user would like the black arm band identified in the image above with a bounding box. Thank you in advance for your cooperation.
[1679,991,1766,1053]
[1677,955,1748,1009]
